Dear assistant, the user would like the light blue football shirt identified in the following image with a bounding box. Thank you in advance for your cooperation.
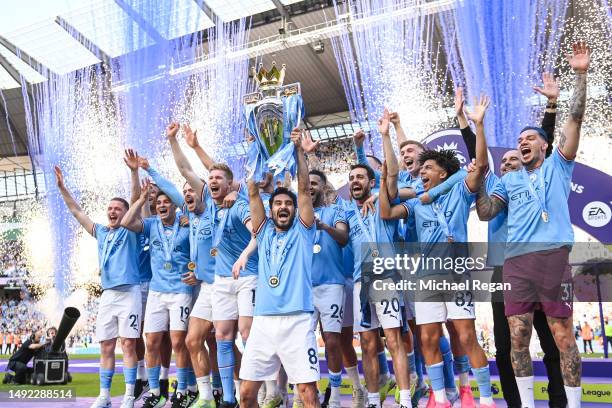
[254,216,315,315]
[345,199,398,282]
[312,206,347,286]
[142,216,192,294]
[93,224,141,290]
[491,148,575,258]
[206,198,258,277]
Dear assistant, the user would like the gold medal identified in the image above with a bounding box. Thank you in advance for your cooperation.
[447,235,455,243]
[210,248,218,257]
[268,276,280,287]
[371,249,379,258]
[541,211,549,223]
[313,244,321,254]
[188,261,196,271]
[164,262,172,270]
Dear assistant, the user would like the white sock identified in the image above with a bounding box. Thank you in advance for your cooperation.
[234,379,241,402]
[125,383,135,397]
[433,388,448,404]
[458,372,470,387]
[446,388,458,398]
[564,386,582,408]
[137,360,147,381]
[197,376,213,400]
[367,392,380,408]
[150,387,160,396]
[345,365,362,389]
[100,388,110,398]
[160,366,169,380]
[515,376,535,408]
[330,385,341,402]
[399,389,411,407]
[265,380,278,398]
[480,395,494,405]
[188,384,197,393]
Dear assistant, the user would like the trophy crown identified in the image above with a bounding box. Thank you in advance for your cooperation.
[251,61,286,89]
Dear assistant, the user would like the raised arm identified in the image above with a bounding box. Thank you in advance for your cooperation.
[558,42,590,160]
[54,166,95,235]
[455,87,470,130]
[533,72,560,143]
[120,180,149,233]
[464,95,491,192]
[165,123,206,196]
[389,111,407,147]
[353,129,382,187]
[183,124,215,170]
[247,180,266,233]
[123,149,141,205]
[138,157,184,208]
[379,162,408,220]
[292,128,315,227]
[379,108,400,200]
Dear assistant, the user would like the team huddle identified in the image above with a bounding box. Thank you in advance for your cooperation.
[55,42,591,408]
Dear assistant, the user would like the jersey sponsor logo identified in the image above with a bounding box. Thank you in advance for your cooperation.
[582,201,611,228]
[509,189,532,204]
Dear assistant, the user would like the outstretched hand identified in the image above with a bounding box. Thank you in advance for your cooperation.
[566,41,591,73]
[137,156,150,170]
[139,178,152,201]
[465,94,491,124]
[54,165,65,189]
[533,73,560,101]
[182,124,199,148]
[454,87,465,116]
[377,108,391,136]
[123,148,139,170]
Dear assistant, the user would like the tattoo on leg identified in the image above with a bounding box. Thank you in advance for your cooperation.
[547,316,581,387]
[508,313,534,377]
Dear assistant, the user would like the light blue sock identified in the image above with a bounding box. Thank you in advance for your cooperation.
[123,366,137,385]
[439,337,456,390]
[212,371,222,389]
[99,367,114,393]
[188,368,197,388]
[176,367,189,394]
[329,370,342,388]
[217,340,236,403]
[378,351,389,376]
[147,365,161,393]
[472,366,492,398]
[426,362,445,391]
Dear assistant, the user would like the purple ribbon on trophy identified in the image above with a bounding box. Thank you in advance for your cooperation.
[244,62,305,182]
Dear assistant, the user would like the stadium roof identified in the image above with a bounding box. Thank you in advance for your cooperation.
[0,0,597,163]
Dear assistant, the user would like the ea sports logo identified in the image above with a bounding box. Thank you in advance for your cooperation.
[582,201,611,228]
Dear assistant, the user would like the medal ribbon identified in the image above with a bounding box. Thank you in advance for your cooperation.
[156,216,179,263]
[189,212,206,262]
[431,202,453,241]
[269,230,290,280]
[521,168,548,219]
[211,204,230,250]
[353,201,377,265]
[100,227,121,270]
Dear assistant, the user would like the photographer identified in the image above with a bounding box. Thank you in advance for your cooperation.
[3,330,47,384]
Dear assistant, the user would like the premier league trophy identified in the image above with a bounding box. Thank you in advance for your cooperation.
[244,62,305,181]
